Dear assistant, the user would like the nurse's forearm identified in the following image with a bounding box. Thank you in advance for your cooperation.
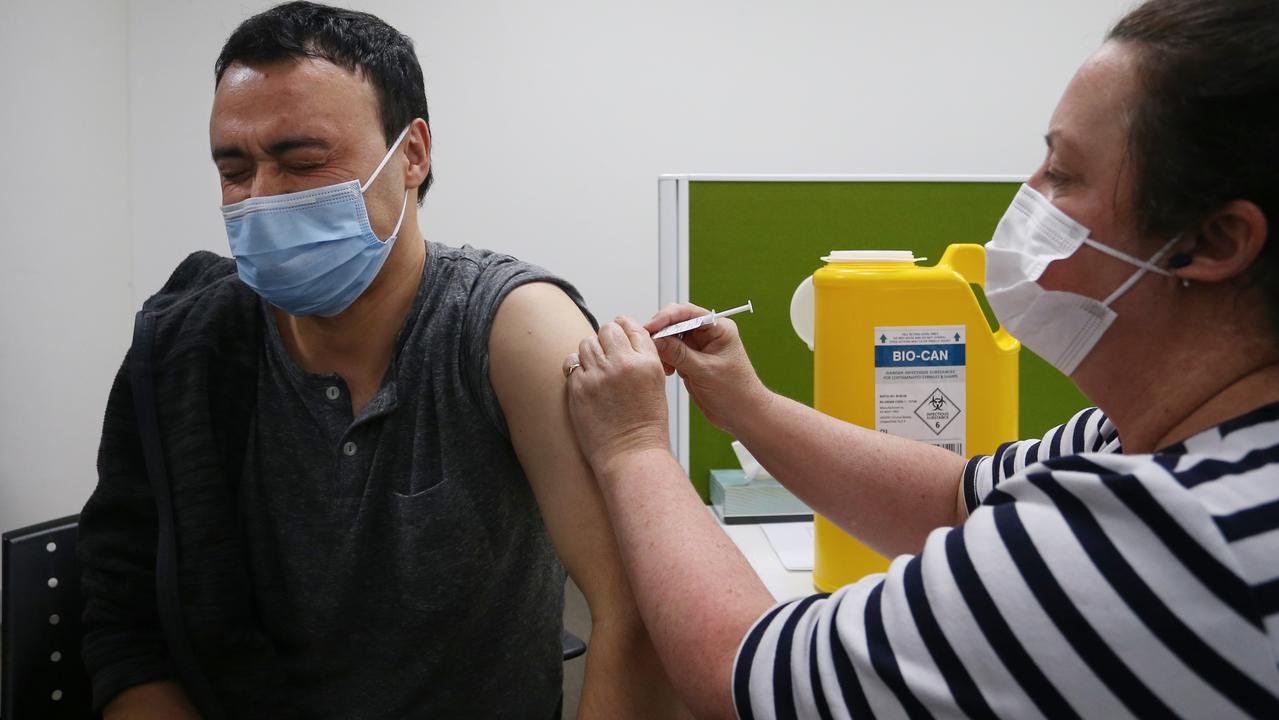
[593,447,774,720]
[731,389,967,557]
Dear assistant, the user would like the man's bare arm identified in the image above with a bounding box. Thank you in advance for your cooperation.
[489,283,687,718]
[103,681,200,720]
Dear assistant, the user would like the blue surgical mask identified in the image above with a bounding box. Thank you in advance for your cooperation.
[221,125,413,317]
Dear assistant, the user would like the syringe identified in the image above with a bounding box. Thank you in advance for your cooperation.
[651,301,754,339]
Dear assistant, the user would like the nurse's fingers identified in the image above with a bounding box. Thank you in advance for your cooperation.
[645,303,711,335]
[578,335,606,370]
[562,352,581,380]
[617,316,658,355]
[597,322,632,358]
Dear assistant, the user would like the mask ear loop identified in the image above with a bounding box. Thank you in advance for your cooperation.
[1099,234,1181,306]
[360,125,414,244]
[360,125,414,193]
[384,191,410,244]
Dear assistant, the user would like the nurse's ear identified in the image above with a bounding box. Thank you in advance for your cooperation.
[1172,199,1268,284]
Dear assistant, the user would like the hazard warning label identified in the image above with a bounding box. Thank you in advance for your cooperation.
[873,325,966,455]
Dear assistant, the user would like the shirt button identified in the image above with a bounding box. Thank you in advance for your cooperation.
[343,441,358,456]
[325,386,341,400]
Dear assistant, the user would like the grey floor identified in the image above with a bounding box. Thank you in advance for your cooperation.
[561,578,591,718]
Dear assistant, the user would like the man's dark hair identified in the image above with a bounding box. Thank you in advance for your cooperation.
[1108,0,1279,332]
[215,1,433,202]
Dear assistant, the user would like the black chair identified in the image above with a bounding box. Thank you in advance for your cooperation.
[2,514,92,719]
[560,630,586,661]
[2,515,587,718]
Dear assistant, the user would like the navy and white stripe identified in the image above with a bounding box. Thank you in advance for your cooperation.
[735,404,1279,719]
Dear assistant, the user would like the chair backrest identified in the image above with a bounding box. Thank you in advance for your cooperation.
[2,514,92,719]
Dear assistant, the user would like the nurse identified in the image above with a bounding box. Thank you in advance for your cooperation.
[564,0,1279,717]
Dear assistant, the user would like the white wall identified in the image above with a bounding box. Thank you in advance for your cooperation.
[0,1,132,540]
[3,0,1131,535]
[129,0,1130,313]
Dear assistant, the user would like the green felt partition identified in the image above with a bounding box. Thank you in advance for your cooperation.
[683,179,1090,501]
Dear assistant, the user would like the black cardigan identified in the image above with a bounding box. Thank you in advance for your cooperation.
[78,252,285,717]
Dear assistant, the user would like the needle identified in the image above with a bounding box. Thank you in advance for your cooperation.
[651,301,754,339]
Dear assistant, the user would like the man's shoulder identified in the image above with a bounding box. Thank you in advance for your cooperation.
[142,251,246,312]
[426,241,500,266]
[426,242,539,288]
[140,251,262,351]
[423,241,588,320]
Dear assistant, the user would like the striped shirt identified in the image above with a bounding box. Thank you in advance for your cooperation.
[734,403,1279,719]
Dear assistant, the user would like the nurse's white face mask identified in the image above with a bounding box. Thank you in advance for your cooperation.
[985,184,1181,377]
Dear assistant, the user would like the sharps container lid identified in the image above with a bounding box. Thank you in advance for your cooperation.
[822,250,924,263]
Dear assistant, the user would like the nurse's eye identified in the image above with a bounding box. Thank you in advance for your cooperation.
[1043,167,1071,187]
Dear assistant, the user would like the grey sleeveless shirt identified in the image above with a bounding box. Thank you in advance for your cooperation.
[233,242,594,718]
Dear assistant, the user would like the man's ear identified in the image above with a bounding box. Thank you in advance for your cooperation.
[401,117,431,193]
[1176,199,1268,283]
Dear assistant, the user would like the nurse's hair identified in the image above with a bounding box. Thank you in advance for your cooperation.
[1109,0,1279,328]
[214,1,433,203]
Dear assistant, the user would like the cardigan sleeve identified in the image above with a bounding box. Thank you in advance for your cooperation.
[77,351,178,710]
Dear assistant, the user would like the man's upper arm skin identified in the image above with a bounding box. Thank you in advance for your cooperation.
[490,283,688,717]
[488,283,629,615]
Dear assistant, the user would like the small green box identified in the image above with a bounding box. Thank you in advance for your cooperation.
[709,469,812,525]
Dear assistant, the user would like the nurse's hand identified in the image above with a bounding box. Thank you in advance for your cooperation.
[645,303,770,433]
[565,316,671,473]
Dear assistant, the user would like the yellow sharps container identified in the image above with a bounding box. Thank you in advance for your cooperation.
[790,244,1020,591]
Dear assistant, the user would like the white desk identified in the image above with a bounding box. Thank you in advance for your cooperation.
[712,509,817,602]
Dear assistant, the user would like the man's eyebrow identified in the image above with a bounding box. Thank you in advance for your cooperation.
[212,145,245,162]
[211,136,331,161]
[267,136,331,155]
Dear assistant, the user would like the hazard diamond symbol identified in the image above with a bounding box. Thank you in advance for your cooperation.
[914,388,961,436]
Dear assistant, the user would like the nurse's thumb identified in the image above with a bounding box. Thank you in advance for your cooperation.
[655,336,710,377]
